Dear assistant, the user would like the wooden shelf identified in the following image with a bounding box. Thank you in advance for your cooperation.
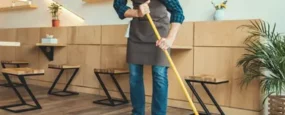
[0,41,21,47]
[0,5,37,12]
[36,43,66,47]
[171,46,192,50]
[36,43,66,61]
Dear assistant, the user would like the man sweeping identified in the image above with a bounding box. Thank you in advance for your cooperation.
[113,0,185,115]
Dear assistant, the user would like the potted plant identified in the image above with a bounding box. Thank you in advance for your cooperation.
[211,0,227,20]
[48,3,62,27]
[237,20,285,114]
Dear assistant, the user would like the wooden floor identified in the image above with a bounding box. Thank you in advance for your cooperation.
[0,81,191,115]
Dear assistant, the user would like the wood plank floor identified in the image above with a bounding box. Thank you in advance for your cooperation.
[0,81,192,115]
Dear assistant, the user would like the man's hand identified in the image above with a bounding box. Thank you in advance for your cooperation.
[138,0,150,17]
[156,38,174,50]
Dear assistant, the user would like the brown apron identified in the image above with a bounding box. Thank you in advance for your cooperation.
[127,0,170,66]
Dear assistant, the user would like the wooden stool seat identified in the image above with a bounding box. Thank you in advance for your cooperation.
[48,64,80,69]
[2,68,44,76]
[185,74,228,84]
[94,68,129,74]
[1,60,29,65]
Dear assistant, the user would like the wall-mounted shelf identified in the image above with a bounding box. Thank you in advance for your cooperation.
[36,43,66,61]
[0,5,37,12]
[171,46,193,50]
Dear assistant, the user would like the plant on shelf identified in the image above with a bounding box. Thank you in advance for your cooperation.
[237,20,285,114]
[211,0,227,20]
[48,3,62,27]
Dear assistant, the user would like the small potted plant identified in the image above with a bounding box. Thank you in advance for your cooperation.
[211,0,227,20]
[48,3,62,27]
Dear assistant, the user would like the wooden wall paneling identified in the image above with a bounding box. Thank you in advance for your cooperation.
[38,47,68,84]
[100,46,129,92]
[15,45,39,80]
[101,25,128,45]
[230,48,261,111]
[16,28,40,45]
[193,47,234,106]
[0,29,17,41]
[194,20,255,47]
[68,26,101,45]
[0,47,16,70]
[173,22,194,47]
[67,45,86,86]
[169,50,194,100]
[84,45,101,88]
[40,27,72,45]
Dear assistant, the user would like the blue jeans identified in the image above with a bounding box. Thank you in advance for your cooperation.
[129,63,168,115]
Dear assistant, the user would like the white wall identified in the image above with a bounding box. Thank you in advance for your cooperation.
[0,0,284,31]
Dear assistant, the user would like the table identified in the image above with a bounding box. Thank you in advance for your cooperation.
[185,75,229,115]
[93,68,129,106]
[0,68,44,113]
[0,60,29,87]
[48,64,80,96]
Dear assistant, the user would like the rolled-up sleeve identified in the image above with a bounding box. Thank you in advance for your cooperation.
[160,0,185,23]
[113,0,131,19]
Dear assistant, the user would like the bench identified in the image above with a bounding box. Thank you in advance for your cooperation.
[48,64,80,97]
[185,75,229,115]
[93,68,129,106]
[0,68,44,113]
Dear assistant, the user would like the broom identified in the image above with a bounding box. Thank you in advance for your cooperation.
[146,14,199,115]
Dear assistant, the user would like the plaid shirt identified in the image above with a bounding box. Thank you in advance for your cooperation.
[113,0,185,23]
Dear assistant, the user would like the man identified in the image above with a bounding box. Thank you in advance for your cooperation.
[113,0,184,115]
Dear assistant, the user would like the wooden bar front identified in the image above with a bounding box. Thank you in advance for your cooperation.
[0,19,261,115]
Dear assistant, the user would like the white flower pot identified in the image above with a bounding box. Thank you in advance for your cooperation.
[214,9,225,20]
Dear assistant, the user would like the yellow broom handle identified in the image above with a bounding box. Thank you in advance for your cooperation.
[146,14,199,115]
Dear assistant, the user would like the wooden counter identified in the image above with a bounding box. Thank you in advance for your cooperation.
[0,19,260,115]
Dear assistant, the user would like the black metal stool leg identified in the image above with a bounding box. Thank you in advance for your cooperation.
[48,69,64,94]
[16,64,20,68]
[186,81,211,115]
[63,68,79,91]
[93,73,115,106]
[201,83,225,115]
[0,75,41,113]
[2,74,26,104]
[110,73,129,104]
[18,76,42,109]
[49,68,79,97]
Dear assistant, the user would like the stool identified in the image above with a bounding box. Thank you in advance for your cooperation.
[185,75,229,115]
[0,68,44,113]
[0,60,29,87]
[93,68,129,106]
[48,64,80,97]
